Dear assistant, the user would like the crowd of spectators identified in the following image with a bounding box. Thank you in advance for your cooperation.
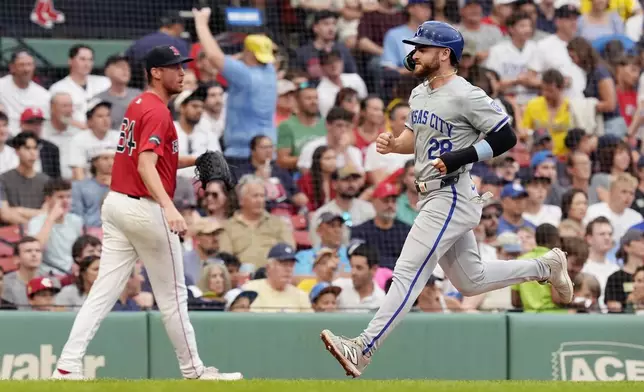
[1,0,644,315]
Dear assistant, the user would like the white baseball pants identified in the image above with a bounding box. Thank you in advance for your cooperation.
[56,191,205,379]
[358,177,551,356]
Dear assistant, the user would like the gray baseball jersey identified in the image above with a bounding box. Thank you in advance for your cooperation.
[405,76,510,183]
[355,76,549,356]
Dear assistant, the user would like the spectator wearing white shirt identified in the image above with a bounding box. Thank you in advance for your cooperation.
[584,172,644,244]
[48,44,111,126]
[195,83,225,152]
[0,51,50,135]
[297,106,364,173]
[526,1,586,98]
[173,87,218,178]
[68,99,119,181]
[522,174,563,226]
[333,242,385,313]
[41,93,82,180]
[364,102,413,185]
[93,54,142,130]
[317,49,367,118]
[483,11,539,105]
[583,216,619,304]
[0,112,18,174]
[515,0,553,41]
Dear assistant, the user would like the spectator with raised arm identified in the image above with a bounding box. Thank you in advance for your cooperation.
[0,51,50,135]
[48,45,111,125]
[71,148,113,228]
[193,7,277,166]
[0,132,49,225]
[1,236,43,309]
[27,178,83,275]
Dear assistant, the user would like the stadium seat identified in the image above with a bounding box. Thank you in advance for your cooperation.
[0,225,22,257]
[0,256,16,273]
[291,215,307,230]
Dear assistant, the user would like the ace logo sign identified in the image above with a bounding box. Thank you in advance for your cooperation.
[551,341,644,381]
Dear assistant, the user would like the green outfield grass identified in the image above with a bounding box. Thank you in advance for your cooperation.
[0,380,639,392]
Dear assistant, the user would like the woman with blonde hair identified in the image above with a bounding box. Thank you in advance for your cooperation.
[188,263,232,311]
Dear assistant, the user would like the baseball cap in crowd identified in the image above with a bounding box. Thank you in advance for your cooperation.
[192,218,223,236]
[522,173,552,186]
[620,228,644,247]
[372,181,400,199]
[483,198,502,210]
[318,212,345,226]
[160,10,183,27]
[598,134,621,149]
[462,39,477,58]
[86,98,112,119]
[500,183,529,199]
[143,45,193,72]
[314,247,336,266]
[533,132,552,147]
[26,276,61,298]
[335,162,362,180]
[267,243,297,261]
[554,0,580,18]
[530,150,555,169]
[88,146,116,161]
[244,34,275,64]
[277,79,297,96]
[493,232,523,254]
[309,282,342,303]
[20,108,45,124]
[104,53,128,68]
[494,0,517,4]
[224,288,258,310]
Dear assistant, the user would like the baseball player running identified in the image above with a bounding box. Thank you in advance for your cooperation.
[320,21,574,378]
[51,45,242,381]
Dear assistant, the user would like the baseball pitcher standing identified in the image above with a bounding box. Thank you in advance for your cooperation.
[51,45,243,381]
[320,21,574,378]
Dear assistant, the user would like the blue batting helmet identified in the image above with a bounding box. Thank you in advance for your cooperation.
[402,21,465,68]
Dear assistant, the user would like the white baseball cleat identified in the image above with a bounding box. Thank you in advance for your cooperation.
[541,248,574,304]
[50,368,86,380]
[196,366,244,381]
[320,329,371,378]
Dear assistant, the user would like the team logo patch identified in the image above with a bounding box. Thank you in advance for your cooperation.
[172,139,179,154]
[149,135,161,146]
[490,100,503,113]
[169,46,180,56]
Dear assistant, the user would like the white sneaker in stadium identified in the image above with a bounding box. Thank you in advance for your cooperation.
[541,248,574,304]
[197,366,244,381]
[320,329,371,378]
[50,368,86,380]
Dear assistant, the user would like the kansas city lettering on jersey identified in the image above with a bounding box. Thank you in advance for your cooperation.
[410,109,453,137]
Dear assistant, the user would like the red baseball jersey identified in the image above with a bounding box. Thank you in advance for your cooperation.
[111,92,179,199]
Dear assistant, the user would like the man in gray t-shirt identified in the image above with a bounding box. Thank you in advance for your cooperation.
[1,236,43,309]
[456,0,503,60]
[93,54,142,128]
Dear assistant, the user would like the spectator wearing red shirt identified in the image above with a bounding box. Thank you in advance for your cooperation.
[298,145,338,211]
[614,56,640,137]
[353,96,385,157]
[482,0,515,34]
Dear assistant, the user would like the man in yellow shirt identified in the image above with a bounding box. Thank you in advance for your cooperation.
[521,69,572,158]
[242,243,313,313]
[580,0,640,20]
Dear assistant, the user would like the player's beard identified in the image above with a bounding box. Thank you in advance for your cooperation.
[414,57,440,79]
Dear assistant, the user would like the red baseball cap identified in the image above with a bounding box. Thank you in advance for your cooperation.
[20,108,45,123]
[372,181,400,199]
[26,276,61,298]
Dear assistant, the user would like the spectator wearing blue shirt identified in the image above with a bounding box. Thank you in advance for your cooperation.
[381,0,431,99]
[232,135,308,213]
[295,212,351,276]
[351,181,411,270]
[125,11,189,86]
[497,182,537,235]
[71,148,112,228]
[193,8,277,164]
